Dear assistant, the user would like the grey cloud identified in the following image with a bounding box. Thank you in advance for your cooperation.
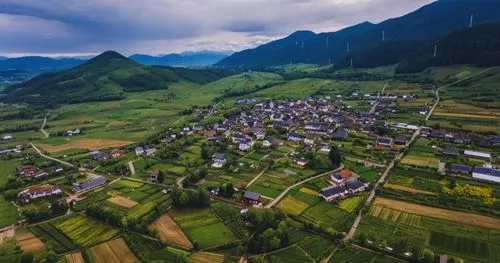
[0,0,434,55]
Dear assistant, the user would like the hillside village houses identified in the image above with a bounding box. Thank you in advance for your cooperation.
[18,186,62,203]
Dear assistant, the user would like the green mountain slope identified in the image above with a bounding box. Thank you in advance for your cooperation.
[0,51,236,108]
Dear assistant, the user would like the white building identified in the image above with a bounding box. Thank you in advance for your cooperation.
[472,167,500,183]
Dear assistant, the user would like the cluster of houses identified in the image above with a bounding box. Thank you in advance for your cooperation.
[319,169,367,201]
[65,128,81,136]
[438,148,500,183]
[89,149,126,160]
[0,145,23,155]
[17,165,50,180]
[421,127,500,147]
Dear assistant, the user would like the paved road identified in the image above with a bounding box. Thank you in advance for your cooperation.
[40,115,49,138]
[265,165,344,208]
[369,81,389,113]
[127,161,136,176]
[31,143,75,168]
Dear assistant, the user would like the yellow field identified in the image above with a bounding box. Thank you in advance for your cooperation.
[433,112,499,119]
[15,232,45,253]
[190,252,224,263]
[65,252,85,263]
[105,121,131,128]
[87,238,138,263]
[37,139,134,153]
[107,196,137,208]
[384,183,436,196]
[401,155,439,169]
[299,187,317,196]
[150,214,193,249]
[373,197,500,230]
[435,100,500,117]
[369,205,421,227]
[277,196,309,216]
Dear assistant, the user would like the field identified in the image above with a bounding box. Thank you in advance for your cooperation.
[329,247,397,263]
[86,238,138,263]
[170,208,239,249]
[301,202,354,232]
[339,195,366,213]
[15,230,45,253]
[383,183,435,195]
[429,100,500,132]
[30,215,120,251]
[0,159,21,187]
[107,196,138,208]
[150,214,193,249]
[277,196,310,216]
[0,196,17,227]
[65,252,85,263]
[373,197,500,230]
[252,245,314,263]
[36,139,134,153]
[190,252,225,263]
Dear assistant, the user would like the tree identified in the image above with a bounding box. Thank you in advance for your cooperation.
[220,182,235,197]
[201,143,210,159]
[197,188,211,207]
[358,232,367,246]
[423,248,435,263]
[199,167,208,178]
[3,189,17,201]
[19,252,34,263]
[328,146,342,167]
[45,250,58,263]
[157,170,165,183]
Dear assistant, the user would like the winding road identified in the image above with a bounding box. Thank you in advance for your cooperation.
[40,115,49,138]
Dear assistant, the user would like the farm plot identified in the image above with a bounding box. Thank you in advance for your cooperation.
[107,196,137,208]
[15,231,45,253]
[301,202,354,232]
[329,246,397,263]
[150,214,193,249]
[65,252,85,263]
[0,196,17,228]
[53,215,120,247]
[277,196,310,216]
[190,252,225,263]
[86,238,138,263]
[369,205,421,227]
[170,208,239,249]
[212,202,249,238]
[36,139,134,154]
[29,223,78,254]
[252,245,314,263]
[288,229,336,261]
[122,233,163,261]
[339,195,367,213]
[373,197,500,230]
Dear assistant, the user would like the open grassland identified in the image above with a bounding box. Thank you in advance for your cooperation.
[373,197,500,230]
[0,159,21,187]
[0,196,17,228]
[86,238,138,263]
[36,139,134,153]
[170,208,239,249]
[15,231,45,254]
[53,215,120,247]
[329,246,398,263]
[64,252,85,263]
[256,78,335,99]
[277,196,310,216]
[150,214,193,249]
[190,252,225,263]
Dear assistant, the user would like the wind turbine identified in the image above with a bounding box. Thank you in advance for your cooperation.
[433,44,438,59]
[469,14,474,28]
[382,30,385,41]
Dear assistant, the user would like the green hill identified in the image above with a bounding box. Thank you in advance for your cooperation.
[0,51,236,108]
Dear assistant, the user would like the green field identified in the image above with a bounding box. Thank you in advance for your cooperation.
[172,208,239,249]
[0,196,17,227]
[329,246,398,263]
[52,215,119,247]
[301,202,355,232]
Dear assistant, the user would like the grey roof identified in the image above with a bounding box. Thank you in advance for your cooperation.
[345,181,365,191]
[213,153,225,161]
[74,176,106,192]
[243,191,261,201]
[450,164,472,173]
[320,186,343,197]
[332,128,348,139]
[442,148,459,155]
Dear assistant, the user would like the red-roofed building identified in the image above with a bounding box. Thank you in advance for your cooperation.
[198,130,216,137]
[18,186,62,203]
[111,149,126,158]
[17,165,38,178]
[331,169,358,184]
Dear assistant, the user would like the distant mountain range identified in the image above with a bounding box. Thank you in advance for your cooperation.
[129,51,231,66]
[217,0,500,68]
[0,57,84,72]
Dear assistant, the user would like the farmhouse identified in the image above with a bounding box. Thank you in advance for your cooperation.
[212,153,227,168]
[18,186,62,203]
[330,169,358,184]
[377,137,393,147]
[394,136,407,145]
[287,132,303,142]
[304,122,331,135]
[332,128,348,140]
[440,147,459,156]
[135,147,145,156]
[73,175,106,192]
[243,191,261,205]
[89,151,110,160]
[464,150,491,161]
[145,148,157,156]
[296,159,309,167]
[148,170,160,183]
[2,134,13,140]
[472,167,500,183]
[17,165,38,178]
[449,164,472,174]
[319,180,366,201]
[262,140,271,148]
[111,149,126,158]
[198,130,216,137]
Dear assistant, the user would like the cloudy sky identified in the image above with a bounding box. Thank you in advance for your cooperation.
[0,0,434,57]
